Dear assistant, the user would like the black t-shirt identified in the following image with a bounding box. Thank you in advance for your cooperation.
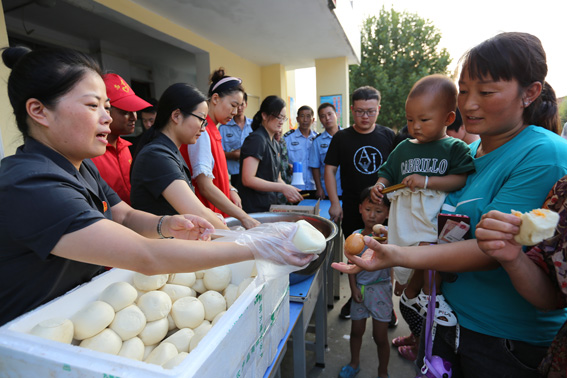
[0,138,121,325]
[239,126,281,213]
[325,125,395,202]
[130,133,194,215]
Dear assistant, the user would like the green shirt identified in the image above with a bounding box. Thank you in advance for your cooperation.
[378,137,475,184]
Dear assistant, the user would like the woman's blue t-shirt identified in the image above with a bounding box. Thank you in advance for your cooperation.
[441,126,567,346]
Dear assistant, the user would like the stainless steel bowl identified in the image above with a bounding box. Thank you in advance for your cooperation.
[225,212,338,279]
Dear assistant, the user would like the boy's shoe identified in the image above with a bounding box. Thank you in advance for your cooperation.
[339,364,360,378]
[339,297,352,319]
[388,309,398,328]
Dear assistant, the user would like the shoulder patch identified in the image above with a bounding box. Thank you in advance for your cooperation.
[313,132,322,139]
[283,129,294,137]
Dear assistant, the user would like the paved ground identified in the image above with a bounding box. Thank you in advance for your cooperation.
[280,270,419,378]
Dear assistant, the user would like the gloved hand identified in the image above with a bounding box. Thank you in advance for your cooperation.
[214,222,318,281]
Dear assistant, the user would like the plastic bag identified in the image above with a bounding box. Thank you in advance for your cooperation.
[211,222,318,281]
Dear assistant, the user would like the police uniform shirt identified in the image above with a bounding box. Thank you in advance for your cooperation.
[239,126,281,213]
[284,128,317,190]
[308,130,343,196]
[130,132,194,216]
[0,138,121,325]
[219,117,253,175]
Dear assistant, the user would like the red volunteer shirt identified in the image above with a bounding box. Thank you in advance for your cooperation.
[91,137,133,205]
[180,115,231,217]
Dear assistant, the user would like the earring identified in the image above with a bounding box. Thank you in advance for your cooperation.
[524,100,531,107]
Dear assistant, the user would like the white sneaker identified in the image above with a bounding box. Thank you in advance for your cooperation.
[420,291,458,327]
[400,291,427,318]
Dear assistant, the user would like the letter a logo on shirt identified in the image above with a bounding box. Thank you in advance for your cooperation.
[353,146,383,175]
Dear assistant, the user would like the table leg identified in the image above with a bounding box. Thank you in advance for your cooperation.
[292,310,306,378]
[326,236,335,307]
[315,280,326,366]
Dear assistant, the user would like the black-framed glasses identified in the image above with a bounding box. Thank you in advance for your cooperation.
[191,113,208,129]
[354,109,378,117]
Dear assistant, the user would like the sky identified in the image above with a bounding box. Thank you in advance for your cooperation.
[296,0,566,120]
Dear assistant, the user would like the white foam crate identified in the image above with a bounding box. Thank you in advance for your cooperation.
[0,261,289,378]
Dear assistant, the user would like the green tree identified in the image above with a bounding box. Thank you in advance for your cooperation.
[350,7,451,130]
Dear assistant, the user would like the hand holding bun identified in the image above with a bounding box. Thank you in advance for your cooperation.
[371,224,388,242]
[344,233,365,257]
[512,208,559,246]
[291,220,326,254]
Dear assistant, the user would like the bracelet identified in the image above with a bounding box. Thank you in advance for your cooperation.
[230,187,238,193]
[377,182,386,190]
[157,216,173,239]
[424,176,429,190]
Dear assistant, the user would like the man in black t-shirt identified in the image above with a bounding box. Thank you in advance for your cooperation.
[324,86,395,320]
[325,86,395,237]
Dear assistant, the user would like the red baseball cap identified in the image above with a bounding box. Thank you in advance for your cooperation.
[103,73,151,112]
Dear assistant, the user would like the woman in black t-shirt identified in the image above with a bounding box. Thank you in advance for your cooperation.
[130,83,227,229]
[0,47,312,325]
[239,96,303,213]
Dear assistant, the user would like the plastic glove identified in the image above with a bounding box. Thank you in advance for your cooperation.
[214,222,318,281]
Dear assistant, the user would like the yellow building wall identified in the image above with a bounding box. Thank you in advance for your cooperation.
[0,1,21,157]
[315,57,349,128]
[0,0,293,156]
[260,64,293,131]
[94,0,265,117]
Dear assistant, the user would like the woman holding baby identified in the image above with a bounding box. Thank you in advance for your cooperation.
[334,32,566,377]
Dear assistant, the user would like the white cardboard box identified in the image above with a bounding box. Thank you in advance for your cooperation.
[0,261,289,378]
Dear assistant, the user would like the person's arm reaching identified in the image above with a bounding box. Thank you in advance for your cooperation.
[332,237,499,275]
[402,173,468,192]
[193,174,260,229]
[241,156,302,203]
[476,210,561,310]
[162,179,228,229]
[325,164,342,222]
[51,218,313,276]
[312,168,325,199]
[111,201,214,240]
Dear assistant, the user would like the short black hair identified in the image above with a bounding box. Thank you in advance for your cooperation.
[352,86,381,103]
[446,109,463,132]
[318,102,336,114]
[407,74,457,114]
[297,105,314,117]
[140,98,158,114]
[359,186,390,207]
[3,46,103,139]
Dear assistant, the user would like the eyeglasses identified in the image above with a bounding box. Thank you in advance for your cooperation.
[274,115,288,123]
[354,109,378,117]
[191,113,208,129]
